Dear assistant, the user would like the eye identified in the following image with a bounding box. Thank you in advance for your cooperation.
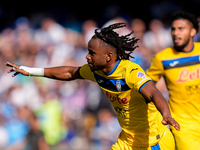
[88,50,95,56]
[178,27,184,30]
[171,28,175,32]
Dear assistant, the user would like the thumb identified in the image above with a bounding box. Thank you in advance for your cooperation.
[161,119,168,125]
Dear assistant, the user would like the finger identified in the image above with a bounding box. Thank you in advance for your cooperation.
[6,62,14,67]
[13,72,20,77]
[7,69,15,73]
[167,118,180,131]
[6,62,20,68]
[7,66,18,73]
[174,121,180,131]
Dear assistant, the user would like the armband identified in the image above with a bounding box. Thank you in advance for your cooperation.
[19,66,44,77]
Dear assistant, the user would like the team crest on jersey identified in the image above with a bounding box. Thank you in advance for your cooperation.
[116,80,121,92]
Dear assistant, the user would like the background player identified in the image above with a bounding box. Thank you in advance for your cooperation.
[6,23,180,150]
[146,11,200,150]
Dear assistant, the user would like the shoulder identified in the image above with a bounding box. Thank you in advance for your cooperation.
[120,59,140,69]
[119,60,144,76]
[80,64,91,72]
[79,64,96,82]
[120,60,146,77]
[194,42,200,48]
[147,47,174,71]
[123,60,151,90]
[154,47,174,60]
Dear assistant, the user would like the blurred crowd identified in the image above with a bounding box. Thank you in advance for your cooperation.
[0,15,200,150]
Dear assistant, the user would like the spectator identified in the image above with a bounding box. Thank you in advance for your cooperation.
[143,19,172,53]
[130,18,152,70]
[23,113,49,150]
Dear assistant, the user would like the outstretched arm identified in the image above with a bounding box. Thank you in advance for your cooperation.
[140,81,180,131]
[6,62,82,81]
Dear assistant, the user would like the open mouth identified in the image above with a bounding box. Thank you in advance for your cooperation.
[173,38,181,44]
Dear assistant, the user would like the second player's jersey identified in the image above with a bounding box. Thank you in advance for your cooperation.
[146,42,200,129]
[79,59,166,147]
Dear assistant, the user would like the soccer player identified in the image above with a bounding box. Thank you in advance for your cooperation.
[6,23,180,150]
[146,11,200,150]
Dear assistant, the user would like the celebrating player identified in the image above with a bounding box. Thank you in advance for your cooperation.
[6,23,180,150]
[146,11,200,150]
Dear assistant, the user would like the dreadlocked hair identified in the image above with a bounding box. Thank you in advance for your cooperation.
[93,23,139,60]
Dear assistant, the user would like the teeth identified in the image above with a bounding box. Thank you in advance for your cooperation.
[173,38,180,43]
[174,38,180,41]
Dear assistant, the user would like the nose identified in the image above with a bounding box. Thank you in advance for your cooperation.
[171,28,178,37]
[86,53,91,60]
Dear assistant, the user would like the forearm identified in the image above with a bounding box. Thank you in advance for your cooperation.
[141,82,180,130]
[141,82,171,117]
[6,62,82,80]
[44,66,79,81]
[19,64,81,81]
[151,91,171,117]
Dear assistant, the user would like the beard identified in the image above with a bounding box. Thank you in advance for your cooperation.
[173,38,190,52]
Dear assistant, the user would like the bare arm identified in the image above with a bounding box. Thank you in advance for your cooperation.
[141,81,180,131]
[6,62,83,81]
[44,66,82,81]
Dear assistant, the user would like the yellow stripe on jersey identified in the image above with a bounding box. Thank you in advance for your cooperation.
[79,59,167,147]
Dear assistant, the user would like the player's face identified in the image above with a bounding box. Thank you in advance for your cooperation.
[86,38,108,71]
[171,19,195,51]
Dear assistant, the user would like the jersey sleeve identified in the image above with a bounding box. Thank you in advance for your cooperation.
[79,64,96,82]
[146,54,164,82]
[126,63,152,92]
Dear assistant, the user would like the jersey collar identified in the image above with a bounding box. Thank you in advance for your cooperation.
[174,44,194,53]
[182,44,194,53]
[107,59,121,75]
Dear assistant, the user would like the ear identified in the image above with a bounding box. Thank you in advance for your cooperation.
[191,28,197,37]
[106,52,113,62]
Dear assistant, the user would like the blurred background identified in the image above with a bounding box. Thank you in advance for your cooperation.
[0,0,199,150]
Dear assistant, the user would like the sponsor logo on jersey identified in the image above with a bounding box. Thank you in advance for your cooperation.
[130,68,138,73]
[106,91,128,105]
[185,83,200,95]
[169,61,179,67]
[97,79,104,84]
[114,106,127,118]
[176,67,200,82]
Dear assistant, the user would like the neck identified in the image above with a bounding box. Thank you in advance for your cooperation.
[175,39,194,52]
[183,41,194,52]
[102,60,119,75]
